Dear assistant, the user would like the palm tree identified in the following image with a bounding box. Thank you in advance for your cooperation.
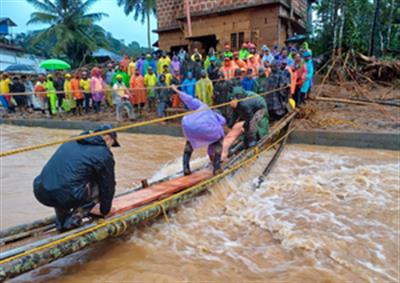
[117,0,156,51]
[27,0,108,66]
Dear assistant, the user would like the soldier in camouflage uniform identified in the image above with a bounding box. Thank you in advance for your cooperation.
[266,61,286,121]
[254,68,269,96]
[213,72,232,119]
[278,59,291,110]
[230,68,243,89]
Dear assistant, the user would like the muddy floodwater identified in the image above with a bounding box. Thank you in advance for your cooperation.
[1,125,399,282]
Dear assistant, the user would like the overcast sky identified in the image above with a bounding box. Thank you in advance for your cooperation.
[0,0,158,46]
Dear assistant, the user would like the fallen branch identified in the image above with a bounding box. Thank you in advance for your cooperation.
[314,95,400,107]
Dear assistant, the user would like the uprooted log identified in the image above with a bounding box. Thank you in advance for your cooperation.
[356,53,400,82]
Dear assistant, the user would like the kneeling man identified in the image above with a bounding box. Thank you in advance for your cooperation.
[33,125,119,232]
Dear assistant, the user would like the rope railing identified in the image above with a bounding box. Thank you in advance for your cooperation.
[0,86,290,158]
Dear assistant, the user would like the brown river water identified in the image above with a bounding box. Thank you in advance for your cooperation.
[1,125,399,282]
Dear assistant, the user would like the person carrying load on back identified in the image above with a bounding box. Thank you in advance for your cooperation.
[228,88,269,152]
[33,125,119,232]
[170,84,225,176]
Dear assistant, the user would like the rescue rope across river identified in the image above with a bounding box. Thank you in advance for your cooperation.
[0,86,290,158]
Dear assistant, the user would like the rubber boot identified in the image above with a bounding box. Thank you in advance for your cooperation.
[212,153,223,175]
[62,212,83,231]
[183,151,192,176]
[183,142,193,176]
[210,139,223,175]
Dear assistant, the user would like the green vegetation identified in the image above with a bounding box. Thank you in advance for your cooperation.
[10,0,150,67]
[312,0,400,58]
[117,0,157,51]
[25,0,108,66]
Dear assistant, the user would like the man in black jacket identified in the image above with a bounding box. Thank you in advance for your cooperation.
[33,125,119,232]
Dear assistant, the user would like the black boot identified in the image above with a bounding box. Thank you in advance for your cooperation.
[183,141,193,176]
[213,153,223,175]
[211,139,223,175]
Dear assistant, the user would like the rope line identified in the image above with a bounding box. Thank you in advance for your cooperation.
[0,86,290,158]
[0,125,295,265]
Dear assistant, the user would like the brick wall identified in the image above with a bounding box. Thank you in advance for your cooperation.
[291,0,308,18]
[156,0,308,51]
[156,0,305,29]
[156,0,183,29]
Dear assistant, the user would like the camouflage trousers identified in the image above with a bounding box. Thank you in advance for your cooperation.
[246,108,267,146]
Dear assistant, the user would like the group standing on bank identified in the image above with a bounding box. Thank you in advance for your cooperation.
[1,41,314,123]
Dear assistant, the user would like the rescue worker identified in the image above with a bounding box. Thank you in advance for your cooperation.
[230,68,243,89]
[213,71,232,119]
[254,68,269,95]
[267,61,286,120]
[155,74,170,117]
[170,84,225,176]
[228,90,269,149]
[33,124,119,232]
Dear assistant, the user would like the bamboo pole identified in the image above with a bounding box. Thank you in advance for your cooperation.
[314,96,400,107]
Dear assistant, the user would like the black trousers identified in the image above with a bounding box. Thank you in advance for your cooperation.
[34,178,99,231]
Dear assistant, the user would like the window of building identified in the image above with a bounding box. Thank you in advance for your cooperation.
[231,32,245,50]
[230,33,237,51]
[238,32,245,48]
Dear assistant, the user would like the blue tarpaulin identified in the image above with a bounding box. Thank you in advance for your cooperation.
[92,48,123,62]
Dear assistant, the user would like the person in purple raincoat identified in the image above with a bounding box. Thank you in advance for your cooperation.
[170,55,181,74]
[136,54,145,76]
[171,84,225,176]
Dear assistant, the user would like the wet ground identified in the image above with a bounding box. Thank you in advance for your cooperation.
[1,125,399,282]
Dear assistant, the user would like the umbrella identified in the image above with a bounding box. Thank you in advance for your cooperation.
[286,34,308,43]
[40,59,71,70]
[4,64,36,74]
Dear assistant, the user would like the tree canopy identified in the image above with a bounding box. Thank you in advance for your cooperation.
[22,0,149,67]
[312,0,400,58]
[117,0,157,50]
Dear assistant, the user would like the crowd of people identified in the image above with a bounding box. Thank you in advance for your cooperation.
[0,41,314,122]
